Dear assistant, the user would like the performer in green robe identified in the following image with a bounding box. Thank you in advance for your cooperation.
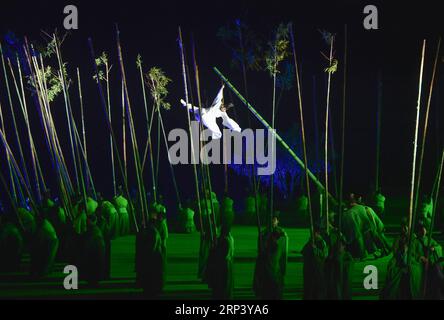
[253,212,288,300]
[178,200,196,233]
[411,219,442,299]
[30,216,59,278]
[371,189,386,217]
[197,191,217,282]
[0,211,24,272]
[79,214,106,286]
[244,189,257,225]
[381,218,424,300]
[208,195,235,299]
[324,224,353,300]
[113,191,130,237]
[135,204,164,298]
[302,227,328,300]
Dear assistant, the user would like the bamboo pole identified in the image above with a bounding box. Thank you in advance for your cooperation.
[339,25,348,232]
[0,86,17,203]
[190,38,216,242]
[270,41,278,229]
[413,38,441,226]
[116,26,147,228]
[122,80,127,182]
[312,76,321,179]
[158,109,181,208]
[289,23,314,243]
[77,68,89,193]
[235,21,261,226]
[54,35,80,194]
[178,27,204,237]
[137,58,157,202]
[214,67,338,205]
[324,36,334,235]
[37,52,75,198]
[23,44,64,208]
[0,44,32,196]
[88,37,138,231]
[16,57,45,196]
[7,58,42,203]
[407,40,427,262]
[0,129,37,211]
[22,40,74,219]
[104,60,117,197]
[0,169,23,230]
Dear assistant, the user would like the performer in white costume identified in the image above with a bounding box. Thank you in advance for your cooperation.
[181,85,241,139]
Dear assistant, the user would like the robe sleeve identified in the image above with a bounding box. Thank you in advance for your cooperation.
[210,86,224,110]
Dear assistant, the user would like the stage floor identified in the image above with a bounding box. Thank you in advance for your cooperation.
[0,226,394,300]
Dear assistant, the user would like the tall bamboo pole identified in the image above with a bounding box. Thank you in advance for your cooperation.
[0,99,16,202]
[54,35,80,194]
[88,37,138,231]
[324,36,334,234]
[122,80,127,183]
[178,27,203,236]
[77,68,89,193]
[407,40,427,259]
[0,44,32,195]
[339,25,348,231]
[115,27,147,228]
[289,23,314,243]
[413,38,441,226]
[158,109,181,208]
[270,43,278,229]
[191,38,216,241]
[23,40,74,218]
[7,57,41,202]
[137,58,157,202]
[104,60,117,197]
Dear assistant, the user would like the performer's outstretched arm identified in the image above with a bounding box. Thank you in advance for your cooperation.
[180,99,199,113]
[209,85,225,110]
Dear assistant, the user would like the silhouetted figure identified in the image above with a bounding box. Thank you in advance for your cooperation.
[371,189,386,217]
[381,218,422,300]
[79,214,106,286]
[208,197,235,299]
[302,227,328,300]
[253,212,288,300]
[412,219,442,299]
[0,212,24,272]
[324,226,353,300]
[30,216,59,278]
[113,186,130,236]
[135,204,164,298]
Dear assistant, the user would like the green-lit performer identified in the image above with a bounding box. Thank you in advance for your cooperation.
[135,203,164,298]
[302,225,329,300]
[253,211,288,299]
[208,193,235,299]
[0,207,23,272]
[324,217,353,300]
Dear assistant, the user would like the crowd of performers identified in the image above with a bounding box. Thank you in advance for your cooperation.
[0,180,442,299]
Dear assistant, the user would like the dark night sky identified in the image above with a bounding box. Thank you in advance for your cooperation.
[0,0,443,207]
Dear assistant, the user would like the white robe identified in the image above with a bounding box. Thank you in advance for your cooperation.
[181,86,241,140]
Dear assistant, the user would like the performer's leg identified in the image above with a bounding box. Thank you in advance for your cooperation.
[221,113,241,132]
